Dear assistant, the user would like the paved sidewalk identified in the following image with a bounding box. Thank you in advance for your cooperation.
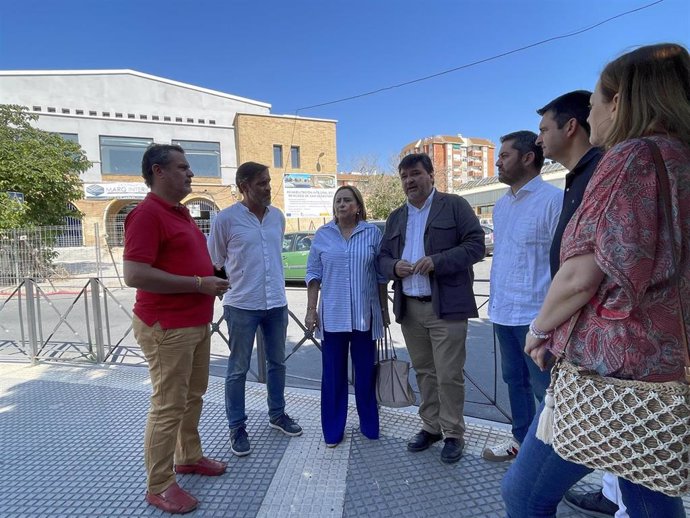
[0,362,675,517]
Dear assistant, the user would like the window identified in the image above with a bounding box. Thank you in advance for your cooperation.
[290,146,300,169]
[282,235,295,253]
[172,140,220,177]
[100,136,152,175]
[58,133,79,143]
[273,145,283,168]
[295,234,313,252]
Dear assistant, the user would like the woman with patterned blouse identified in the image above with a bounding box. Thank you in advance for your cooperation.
[503,43,690,518]
[305,186,390,447]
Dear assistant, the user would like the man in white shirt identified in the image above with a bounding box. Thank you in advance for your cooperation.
[482,131,562,462]
[207,161,302,458]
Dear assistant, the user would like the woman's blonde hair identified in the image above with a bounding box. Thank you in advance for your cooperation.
[600,43,690,149]
[332,185,367,223]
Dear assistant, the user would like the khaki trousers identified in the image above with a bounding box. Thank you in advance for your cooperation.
[133,315,211,494]
[400,298,468,439]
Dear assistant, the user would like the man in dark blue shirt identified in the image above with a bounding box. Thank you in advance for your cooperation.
[536,90,603,279]
[536,92,620,518]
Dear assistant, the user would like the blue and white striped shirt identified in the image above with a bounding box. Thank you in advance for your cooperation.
[305,220,387,340]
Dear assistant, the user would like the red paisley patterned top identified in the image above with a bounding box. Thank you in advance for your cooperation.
[548,136,690,382]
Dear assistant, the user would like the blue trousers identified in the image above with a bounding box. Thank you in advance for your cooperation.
[224,305,288,430]
[321,329,379,444]
[502,403,686,518]
[494,323,551,443]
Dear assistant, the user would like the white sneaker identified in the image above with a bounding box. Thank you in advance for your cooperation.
[482,437,520,462]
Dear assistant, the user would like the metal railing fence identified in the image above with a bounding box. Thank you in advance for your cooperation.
[0,275,510,423]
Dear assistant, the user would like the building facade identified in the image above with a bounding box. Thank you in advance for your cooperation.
[456,162,567,224]
[234,113,337,230]
[400,134,495,192]
[0,70,338,242]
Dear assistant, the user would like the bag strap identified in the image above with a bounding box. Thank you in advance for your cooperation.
[377,325,396,362]
[643,138,690,382]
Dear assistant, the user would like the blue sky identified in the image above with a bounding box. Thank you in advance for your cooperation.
[1,0,688,172]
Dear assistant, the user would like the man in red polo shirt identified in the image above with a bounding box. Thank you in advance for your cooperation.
[124,144,230,514]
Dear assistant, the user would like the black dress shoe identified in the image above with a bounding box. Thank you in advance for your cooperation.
[407,429,443,452]
[440,438,464,464]
[563,489,618,518]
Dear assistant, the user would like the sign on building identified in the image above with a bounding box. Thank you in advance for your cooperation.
[84,183,150,199]
[283,173,337,218]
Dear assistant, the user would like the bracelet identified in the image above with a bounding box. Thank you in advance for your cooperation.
[193,275,202,291]
[529,319,552,340]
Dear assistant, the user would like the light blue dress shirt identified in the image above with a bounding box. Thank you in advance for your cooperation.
[489,175,563,326]
[207,202,287,311]
[306,220,387,340]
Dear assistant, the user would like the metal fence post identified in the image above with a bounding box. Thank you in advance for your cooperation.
[256,328,267,383]
[89,278,105,363]
[24,278,39,364]
[94,223,103,279]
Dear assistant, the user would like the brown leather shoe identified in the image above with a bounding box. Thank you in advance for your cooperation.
[175,456,227,476]
[145,482,198,514]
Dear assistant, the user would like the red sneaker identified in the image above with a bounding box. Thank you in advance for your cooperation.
[145,482,198,514]
[175,456,227,476]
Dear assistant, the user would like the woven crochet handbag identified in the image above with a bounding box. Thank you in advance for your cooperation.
[535,139,690,497]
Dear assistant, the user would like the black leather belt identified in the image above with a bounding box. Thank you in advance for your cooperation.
[406,295,432,303]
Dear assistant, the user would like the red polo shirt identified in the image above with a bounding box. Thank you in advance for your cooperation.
[124,193,214,329]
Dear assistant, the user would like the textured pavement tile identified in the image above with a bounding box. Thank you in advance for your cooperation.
[1,363,688,518]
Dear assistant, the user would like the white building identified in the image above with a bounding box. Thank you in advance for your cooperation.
[0,69,271,244]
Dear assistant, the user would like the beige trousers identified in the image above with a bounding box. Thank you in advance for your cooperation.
[133,315,211,494]
[400,298,468,439]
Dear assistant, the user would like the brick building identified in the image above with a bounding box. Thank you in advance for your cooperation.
[400,135,495,192]
[234,113,337,230]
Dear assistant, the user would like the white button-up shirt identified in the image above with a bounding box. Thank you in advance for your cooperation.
[402,189,435,297]
[489,176,562,326]
[305,220,386,340]
[207,202,287,311]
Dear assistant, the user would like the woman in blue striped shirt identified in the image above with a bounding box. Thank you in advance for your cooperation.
[305,186,390,447]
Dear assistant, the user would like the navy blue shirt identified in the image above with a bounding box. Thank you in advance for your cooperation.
[549,147,603,278]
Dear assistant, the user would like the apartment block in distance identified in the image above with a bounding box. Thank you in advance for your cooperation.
[400,134,495,192]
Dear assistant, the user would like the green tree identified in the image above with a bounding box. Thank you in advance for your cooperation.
[0,104,90,229]
[360,173,406,220]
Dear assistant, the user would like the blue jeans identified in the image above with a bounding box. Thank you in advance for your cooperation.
[321,330,379,444]
[224,305,288,429]
[494,324,551,443]
[502,403,686,518]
